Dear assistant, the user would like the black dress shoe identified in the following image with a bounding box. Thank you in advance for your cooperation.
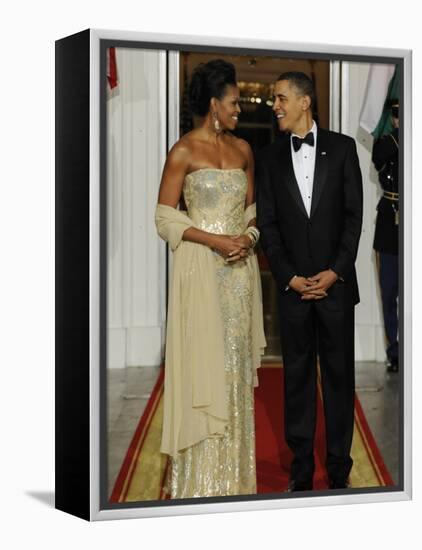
[328,478,350,489]
[386,359,399,373]
[286,479,313,492]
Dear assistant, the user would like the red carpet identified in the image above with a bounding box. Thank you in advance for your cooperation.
[110,365,394,502]
[254,365,393,492]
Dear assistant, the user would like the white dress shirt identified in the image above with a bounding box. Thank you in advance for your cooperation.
[290,120,318,217]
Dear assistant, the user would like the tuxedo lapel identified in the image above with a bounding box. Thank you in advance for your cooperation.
[310,128,329,218]
[276,138,308,219]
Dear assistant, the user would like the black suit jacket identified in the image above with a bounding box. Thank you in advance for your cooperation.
[256,128,363,306]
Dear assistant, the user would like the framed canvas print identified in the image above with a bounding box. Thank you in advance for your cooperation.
[55,28,412,521]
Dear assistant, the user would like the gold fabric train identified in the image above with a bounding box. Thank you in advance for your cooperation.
[155,202,266,458]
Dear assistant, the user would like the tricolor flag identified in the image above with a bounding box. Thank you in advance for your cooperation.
[359,64,399,139]
[107,47,119,90]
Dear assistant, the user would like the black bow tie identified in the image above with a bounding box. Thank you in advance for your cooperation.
[292,132,314,152]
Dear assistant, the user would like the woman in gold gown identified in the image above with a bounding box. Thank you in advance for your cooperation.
[155,59,266,499]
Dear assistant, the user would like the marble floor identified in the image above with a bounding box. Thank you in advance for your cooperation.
[107,360,400,498]
[107,365,162,497]
[355,360,400,484]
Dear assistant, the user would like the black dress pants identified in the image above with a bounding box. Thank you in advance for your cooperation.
[278,283,355,484]
[377,252,399,365]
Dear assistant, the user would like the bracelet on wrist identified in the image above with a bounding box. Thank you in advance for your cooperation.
[243,226,260,248]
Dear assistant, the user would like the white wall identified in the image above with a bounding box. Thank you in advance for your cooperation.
[342,62,386,362]
[107,48,167,368]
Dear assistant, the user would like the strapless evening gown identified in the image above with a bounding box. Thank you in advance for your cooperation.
[164,168,257,498]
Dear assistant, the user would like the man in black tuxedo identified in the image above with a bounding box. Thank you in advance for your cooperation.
[256,72,363,491]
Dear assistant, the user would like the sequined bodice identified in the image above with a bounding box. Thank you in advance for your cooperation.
[183,168,247,235]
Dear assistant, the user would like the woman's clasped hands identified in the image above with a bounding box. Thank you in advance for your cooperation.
[212,234,251,263]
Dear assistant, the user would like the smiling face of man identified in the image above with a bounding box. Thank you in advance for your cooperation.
[273,79,312,137]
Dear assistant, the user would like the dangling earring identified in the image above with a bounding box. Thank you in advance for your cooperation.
[213,111,221,133]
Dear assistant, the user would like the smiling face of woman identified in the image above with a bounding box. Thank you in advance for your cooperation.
[211,84,241,131]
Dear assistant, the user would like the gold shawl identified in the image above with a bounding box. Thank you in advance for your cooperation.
[155,203,266,457]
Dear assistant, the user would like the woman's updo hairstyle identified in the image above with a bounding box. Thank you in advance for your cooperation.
[188,59,237,117]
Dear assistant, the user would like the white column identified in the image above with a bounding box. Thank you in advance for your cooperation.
[107,48,167,368]
[341,62,386,362]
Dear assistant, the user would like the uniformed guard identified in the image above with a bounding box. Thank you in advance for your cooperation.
[372,99,399,373]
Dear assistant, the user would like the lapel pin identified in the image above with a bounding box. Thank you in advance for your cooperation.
[321,151,327,155]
